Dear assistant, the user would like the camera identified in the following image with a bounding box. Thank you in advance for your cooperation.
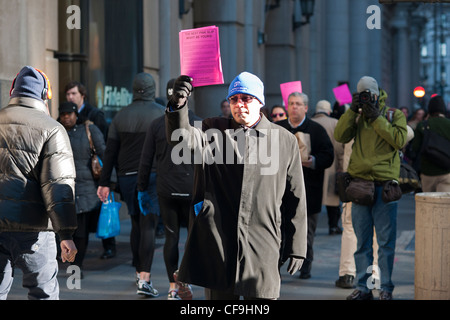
[359,90,374,104]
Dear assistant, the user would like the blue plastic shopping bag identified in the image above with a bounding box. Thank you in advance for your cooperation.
[96,193,121,239]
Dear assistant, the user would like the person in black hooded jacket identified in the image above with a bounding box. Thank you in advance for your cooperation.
[137,78,202,299]
[97,72,164,297]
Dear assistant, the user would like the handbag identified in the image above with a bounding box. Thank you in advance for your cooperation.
[382,180,402,203]
[421,121,450,170]
[96,193,121,239]
[336,172,352,203]
[345,178,375,206]
[85,122,103,180]
[398,162,421,194]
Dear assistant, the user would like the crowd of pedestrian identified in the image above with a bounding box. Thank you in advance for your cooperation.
[1,65,449,300]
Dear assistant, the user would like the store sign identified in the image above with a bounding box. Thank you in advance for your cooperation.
[95,81,133,112]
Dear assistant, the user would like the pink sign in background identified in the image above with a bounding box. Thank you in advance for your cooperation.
[333,83,353,106]
[280,81,302,107]
[179,26,224,87]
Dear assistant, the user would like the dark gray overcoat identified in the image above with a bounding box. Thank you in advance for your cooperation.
[166,105,307,299]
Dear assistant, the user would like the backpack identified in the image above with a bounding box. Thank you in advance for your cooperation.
[384,107,421,193]
[420,120,450,170]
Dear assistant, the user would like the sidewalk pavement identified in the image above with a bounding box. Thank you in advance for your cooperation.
[6,193,416,301]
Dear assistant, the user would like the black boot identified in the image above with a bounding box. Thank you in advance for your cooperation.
[335,274,355,288]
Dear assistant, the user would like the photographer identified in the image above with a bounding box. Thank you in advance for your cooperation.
[334,76,407,300]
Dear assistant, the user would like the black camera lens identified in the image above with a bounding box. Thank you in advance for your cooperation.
[359,91,372,104]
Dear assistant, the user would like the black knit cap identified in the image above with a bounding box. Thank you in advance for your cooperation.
[59,102,78,115]
[427,95,446,115]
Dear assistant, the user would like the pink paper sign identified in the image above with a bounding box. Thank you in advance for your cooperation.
[280,81,302,107]
[179,26,224,87]
[333,84,353,106]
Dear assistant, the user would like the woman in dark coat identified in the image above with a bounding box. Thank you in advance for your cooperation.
[59,102,106,270]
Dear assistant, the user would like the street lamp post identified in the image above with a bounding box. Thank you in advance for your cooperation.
[293,0,315,30]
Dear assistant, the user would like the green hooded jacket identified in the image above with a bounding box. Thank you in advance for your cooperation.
[334,89,408,181]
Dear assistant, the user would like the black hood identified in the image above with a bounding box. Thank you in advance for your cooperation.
[133,73,156,101]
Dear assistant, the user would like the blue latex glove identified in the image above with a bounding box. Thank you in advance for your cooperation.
[137,191,152,216]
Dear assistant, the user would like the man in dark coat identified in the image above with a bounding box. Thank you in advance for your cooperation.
[166,73,307,300]
[276,92,334,279]
[65,81,109,140]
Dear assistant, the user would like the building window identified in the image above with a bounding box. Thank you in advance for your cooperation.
[57,0,143,122]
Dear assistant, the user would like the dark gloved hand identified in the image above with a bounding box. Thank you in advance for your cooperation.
[137,191,152,216]
[350,93,360,113]
[362,99,380,121]
[287,256,304,275]
[169,75,193,108]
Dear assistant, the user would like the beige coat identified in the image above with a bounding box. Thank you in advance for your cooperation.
[312,113,345,206]
[167,107,308,299]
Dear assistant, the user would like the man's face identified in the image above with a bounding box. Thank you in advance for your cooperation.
[228,94,262,126]
[66,86,84,110]
[287,95,308,123]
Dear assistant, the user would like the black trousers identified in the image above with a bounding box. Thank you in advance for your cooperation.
[299,212,319,275]
[158,196,190,282]
[326,205,342,229]
[130,213,158,273]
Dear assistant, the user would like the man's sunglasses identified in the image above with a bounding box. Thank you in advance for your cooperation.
[228,95,255,105]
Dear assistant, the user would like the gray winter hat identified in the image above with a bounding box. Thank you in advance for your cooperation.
[357,76,380,96]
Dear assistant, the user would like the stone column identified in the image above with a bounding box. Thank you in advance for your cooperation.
[349,0,371,92]
[324,0,350,104]
[193,0,266,118]
[392,4,412,109]
[265,0,296,109]
[0,0,59,116]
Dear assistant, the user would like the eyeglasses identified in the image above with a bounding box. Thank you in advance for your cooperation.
[271,113,286,118]
[228,95,255,105]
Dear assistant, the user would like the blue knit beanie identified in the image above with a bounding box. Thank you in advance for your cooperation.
[227,72,265,106]
[10,66,46,101]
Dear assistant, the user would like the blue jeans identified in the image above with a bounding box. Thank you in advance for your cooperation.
[352,186,398,294]
[0,231,59,300]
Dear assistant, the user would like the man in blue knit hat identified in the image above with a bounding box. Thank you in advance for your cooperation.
[0,66,78,300]
[165,73,308,300]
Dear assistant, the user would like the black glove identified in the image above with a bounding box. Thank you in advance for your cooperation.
[350,92,360,113]
[169,75,193,108]
[287,256,304,275]
[362,99,380,121]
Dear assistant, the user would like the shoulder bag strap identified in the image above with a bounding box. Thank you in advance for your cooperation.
[84,121,96,154]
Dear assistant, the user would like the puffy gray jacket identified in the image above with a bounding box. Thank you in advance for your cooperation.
[0,97,77,240]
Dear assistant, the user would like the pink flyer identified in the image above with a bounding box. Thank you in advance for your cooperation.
[179,26,224,87]
[333,83,353,106]
[280,81,302,107]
